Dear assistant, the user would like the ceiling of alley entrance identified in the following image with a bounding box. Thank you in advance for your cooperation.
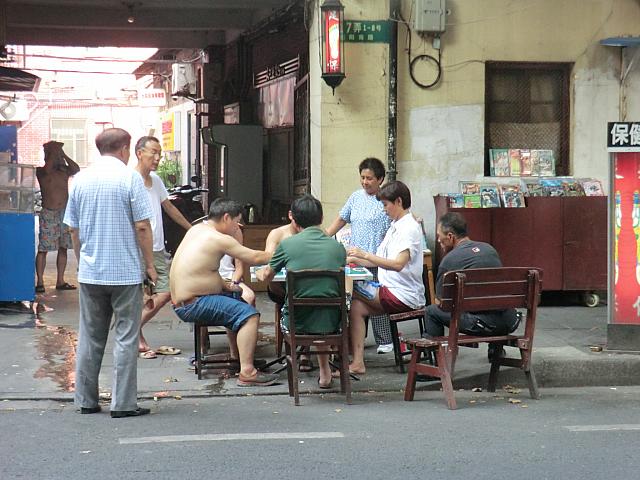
[4,0,294,48]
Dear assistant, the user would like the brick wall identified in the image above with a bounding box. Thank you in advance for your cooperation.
[17,107,49,166]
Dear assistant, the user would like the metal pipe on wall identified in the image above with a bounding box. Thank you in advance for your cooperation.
[387,0,400,181]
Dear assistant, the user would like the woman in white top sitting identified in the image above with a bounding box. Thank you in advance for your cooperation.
[346,181,425,375]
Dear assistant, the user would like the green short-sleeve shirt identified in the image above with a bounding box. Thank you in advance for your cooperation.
[270,226,346,334]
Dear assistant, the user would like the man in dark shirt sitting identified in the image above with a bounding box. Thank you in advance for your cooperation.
[257,194,346,389]
[425,212,519,338]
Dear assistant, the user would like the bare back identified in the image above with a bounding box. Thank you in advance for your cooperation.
[170,222,270,303]
[265,222,297,253]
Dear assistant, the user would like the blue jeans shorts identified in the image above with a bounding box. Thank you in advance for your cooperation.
[173,292,259,332]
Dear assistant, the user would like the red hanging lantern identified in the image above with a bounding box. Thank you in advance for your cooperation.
[320,0,345,94]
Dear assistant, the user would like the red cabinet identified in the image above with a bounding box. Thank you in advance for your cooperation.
[434,196,607,293]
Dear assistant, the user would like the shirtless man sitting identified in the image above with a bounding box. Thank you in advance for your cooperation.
[264,215,297,305]
[170,198,278,386]
[35,141,80,293]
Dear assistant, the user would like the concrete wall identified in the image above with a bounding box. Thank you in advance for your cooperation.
[314,0,640,248]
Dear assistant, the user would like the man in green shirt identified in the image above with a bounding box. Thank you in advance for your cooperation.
[257,194,346,388]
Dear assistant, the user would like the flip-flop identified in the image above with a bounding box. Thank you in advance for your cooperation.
[55,282,77,291]
[35,285,45,293]
[156,345,181,355]
[318,378,333,389]
[139,350,157,359]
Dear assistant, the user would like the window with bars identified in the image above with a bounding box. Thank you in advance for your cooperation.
[50,118,88,167]
[485,62,572,176]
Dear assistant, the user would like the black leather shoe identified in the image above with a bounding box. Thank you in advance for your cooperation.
[80,406,102,414]
[110,407,150,418]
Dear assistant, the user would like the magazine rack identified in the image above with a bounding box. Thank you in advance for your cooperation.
[434,195,607,306]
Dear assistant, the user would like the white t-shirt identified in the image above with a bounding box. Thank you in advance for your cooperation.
[145,172,169,252]
[377,213,425,309]
[219,254,235,280]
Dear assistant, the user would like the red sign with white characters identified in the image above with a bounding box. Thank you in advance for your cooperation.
[613,152,640,324]
[324,10,341,73]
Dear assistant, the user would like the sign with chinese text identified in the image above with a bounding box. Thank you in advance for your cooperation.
[608,122,640,152]
[324,10,342,73]
[138,88,166,108]
[161,112,180,152]
[344,20,390,43]
[612,151,640,325]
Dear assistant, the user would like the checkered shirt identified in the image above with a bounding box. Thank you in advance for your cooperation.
[63,155,153,285]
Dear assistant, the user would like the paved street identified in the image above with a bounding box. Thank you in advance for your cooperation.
[2,386,640,479]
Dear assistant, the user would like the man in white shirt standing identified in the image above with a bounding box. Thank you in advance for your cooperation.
[134,136,193,358]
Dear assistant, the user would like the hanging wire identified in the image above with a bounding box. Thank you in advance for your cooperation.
[398,4,442,89]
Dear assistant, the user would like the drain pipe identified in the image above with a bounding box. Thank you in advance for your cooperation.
[386,0,400,181]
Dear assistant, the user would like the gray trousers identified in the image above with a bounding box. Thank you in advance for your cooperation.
[75,283,142,411]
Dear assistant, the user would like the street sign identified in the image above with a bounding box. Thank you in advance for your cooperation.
[608,122,640,152]
[344,20,390,43]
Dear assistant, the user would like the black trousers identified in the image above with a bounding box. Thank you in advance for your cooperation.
[424,304,519,337]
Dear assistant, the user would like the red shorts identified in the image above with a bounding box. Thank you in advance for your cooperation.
[378,286,412,314]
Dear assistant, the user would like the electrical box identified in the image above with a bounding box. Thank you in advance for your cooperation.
[171,63,197,96]
[413,0,447,33]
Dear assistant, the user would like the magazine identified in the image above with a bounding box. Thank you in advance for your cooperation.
[509,149,522,176]
[559,177,584,196]
[580,179,605,196]
[490,149,510,177]
[459,181,481,195]
[519,149,532,176]
[534,150,555,176]
[479,184,500,208]
[521,178,546,197]
[540,178,565,197]
[501,190,526,207]
[463,194,482,208]
[447,193,465,208]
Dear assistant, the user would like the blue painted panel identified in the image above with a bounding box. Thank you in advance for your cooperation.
[0,213,35,301]
[0,125,18,163]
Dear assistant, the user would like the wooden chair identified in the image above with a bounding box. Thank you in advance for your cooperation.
[274,302,284,357]
[403,267,542,409]
[193,324,235,379]
[388,308,425,373]
[375,251,433,373]
[284,269,352,406]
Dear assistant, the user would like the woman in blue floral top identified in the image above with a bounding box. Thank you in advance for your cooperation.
[326,157,394,353]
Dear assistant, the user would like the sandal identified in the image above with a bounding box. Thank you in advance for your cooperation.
[35,285,45,293]
[318,378,333,390]
[55,282,77,291]
[139,350,157,359]
[237,371,279,387]
[155,346,181,355]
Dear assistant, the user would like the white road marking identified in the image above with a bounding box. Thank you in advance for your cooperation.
[119,432,345,444]
[564,424,640,432]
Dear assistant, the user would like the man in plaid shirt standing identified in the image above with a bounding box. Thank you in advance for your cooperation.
[64,128,157,418]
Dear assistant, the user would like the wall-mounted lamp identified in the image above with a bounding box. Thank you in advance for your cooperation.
[125,3,135,24]
[320,0,345,94]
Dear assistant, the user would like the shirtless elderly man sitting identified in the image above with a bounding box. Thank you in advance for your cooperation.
[170,198,278,386]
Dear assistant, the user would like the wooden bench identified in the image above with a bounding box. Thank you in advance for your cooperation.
[403,267,542,409]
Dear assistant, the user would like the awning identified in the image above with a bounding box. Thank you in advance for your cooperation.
[0,66,40,92]
[600,37,640,47]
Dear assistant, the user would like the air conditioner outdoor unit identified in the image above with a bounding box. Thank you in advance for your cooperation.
[171,63,197,96]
